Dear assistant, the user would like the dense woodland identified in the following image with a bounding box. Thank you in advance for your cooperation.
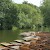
[0,0,50,31]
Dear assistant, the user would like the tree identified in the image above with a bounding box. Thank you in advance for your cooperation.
[17,4,43,30]
[23,1,28,4]
[0,0,12,29]
[0,0,43,30]
[40,0,50,27]
[0,0,19,30]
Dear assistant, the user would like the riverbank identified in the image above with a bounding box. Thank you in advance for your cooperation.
[0,32,50,50]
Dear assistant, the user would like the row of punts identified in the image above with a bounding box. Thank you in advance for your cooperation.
[0,32,50,50]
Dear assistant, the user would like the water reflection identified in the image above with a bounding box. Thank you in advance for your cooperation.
[0,29,33,42]
[0,30,22,42]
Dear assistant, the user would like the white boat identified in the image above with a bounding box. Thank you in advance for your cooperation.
[0,42,13,47]
[14,40,24,43]
[23,35,40,41]
[10,42,22,46]
[20,32,36,37]
[10,46,19,50]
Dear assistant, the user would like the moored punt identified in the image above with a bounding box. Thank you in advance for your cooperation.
[20,32,37,37]
[14,40,24,43]
[20,32,31,37]
[10,42,22,46]
[23,36,33,41]
[0,46,9,50]
[0,42,13,47]
[23,36,40,41]
[10,46,19,50]
[22,42,30,45]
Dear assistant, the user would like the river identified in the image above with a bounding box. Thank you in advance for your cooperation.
[0,29,32,42]
[0,29,23,42]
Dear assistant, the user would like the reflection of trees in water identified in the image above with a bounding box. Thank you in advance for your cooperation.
[0,18,4,30]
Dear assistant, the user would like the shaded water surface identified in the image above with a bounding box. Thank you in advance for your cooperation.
[0,29,23,42]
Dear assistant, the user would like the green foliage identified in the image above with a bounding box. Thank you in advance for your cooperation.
[23,1,28,4]
[0,0,12,30]
[0,0,43,31]
[40,0,50,27]
[12,26,18,31]
[17,4,43,29]
[0,0,19,30]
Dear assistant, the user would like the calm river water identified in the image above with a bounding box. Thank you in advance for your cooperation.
[0,29,32,42]
[0,29,23,42]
